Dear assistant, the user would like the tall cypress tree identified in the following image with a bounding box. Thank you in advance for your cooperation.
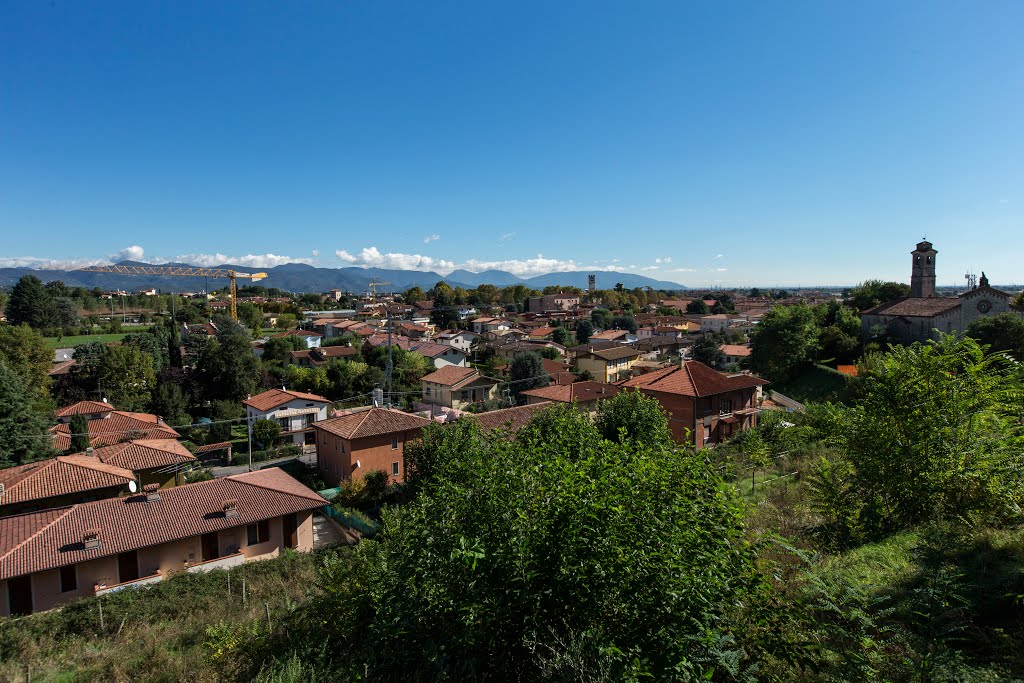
[5,274,55,329]
[69,414,90,453]
[0,359,57,466]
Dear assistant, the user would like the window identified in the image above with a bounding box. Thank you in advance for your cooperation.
[247,520,270,546]
[392,461,400,477]
[720,398,732,415]
[59,565,77,592]
[391,435,399,450]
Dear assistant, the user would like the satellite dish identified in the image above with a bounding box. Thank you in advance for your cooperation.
[128,480,138,494]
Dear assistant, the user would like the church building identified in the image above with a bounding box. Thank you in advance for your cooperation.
[860,240,1015,345]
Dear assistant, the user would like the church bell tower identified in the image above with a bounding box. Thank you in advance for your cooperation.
[910,240,937,298]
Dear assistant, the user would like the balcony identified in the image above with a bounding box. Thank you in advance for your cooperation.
[186,552,244,574]
[95,573,163,596]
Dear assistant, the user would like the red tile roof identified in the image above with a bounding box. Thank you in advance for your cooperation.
[85,439,197,471]
[54,400,115,418]
[50,412,181,451]
[0,469,325,582]
[467,402,553,434]
[0,456,135,507]
[243,388,330,412]
[720,344,752,357]
[579,346,643,361]
[420,366,481,388]
[520,381,622,404]
[541,358,576,385]
[314,408,432,440]
[862,297,961,317]
[619,361,768,397]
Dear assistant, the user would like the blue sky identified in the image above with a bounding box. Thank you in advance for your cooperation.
[1,1,1021,286]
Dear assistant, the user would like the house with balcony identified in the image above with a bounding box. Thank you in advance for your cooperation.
[243,388,331,446]
[313,407,433,486]
[0,469,324,616]
[420,366,499,410]
[618,361,767,448]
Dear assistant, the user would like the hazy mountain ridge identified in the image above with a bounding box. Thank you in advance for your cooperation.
[0,262,686,292]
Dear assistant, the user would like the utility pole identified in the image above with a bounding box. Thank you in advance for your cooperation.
[385,307,394,407]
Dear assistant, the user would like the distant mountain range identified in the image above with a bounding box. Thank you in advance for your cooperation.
[0,261,686,293]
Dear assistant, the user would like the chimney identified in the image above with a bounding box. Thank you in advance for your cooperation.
[143,483,161,502]
[85,447,95,458]
[223,499,239,519]
[84,529,101,550]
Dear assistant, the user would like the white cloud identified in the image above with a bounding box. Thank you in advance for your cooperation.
[173,252,316,268]
[423,234,440,244]
[654,257,672,264]
[0,256,109,270]
[499,232,516,242]
[329,246,654,277]
[113,245,146,262]
[714,253,724,259]
[639,266,659,271]
[312,249,320,258]
[711,267,728,272]
[672,267,697,272]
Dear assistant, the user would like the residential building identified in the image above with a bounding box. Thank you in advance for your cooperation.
[588,329,638,344]
[0,456,136,516]
[525,293,580,313]
[520,381,622,413]
[720,344,752,366]
[78,440,198,488]
[243,389,331,446]
[471,317,510,334]
[50,403,181,451]
[619,361,767,448]
[270,329,322,349]
[575,346,642,383]
[313,408,432,486]
[0,469,324,616]
[434,330,481,353]
[465,402,553,435]
[541,357,577,385]
[420,366,499,410]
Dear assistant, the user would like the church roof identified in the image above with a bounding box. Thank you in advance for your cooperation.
[959,285,1010,299]
[862,297,960,318]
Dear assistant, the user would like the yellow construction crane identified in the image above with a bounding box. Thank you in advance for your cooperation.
[78,265,268,320]
[368,277,391,303]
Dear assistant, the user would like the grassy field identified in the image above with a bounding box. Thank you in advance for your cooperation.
[43,327,154,350]
[0,547,345,683]
[770,364,853,404]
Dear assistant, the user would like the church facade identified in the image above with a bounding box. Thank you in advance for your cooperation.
[860,241,1015,345]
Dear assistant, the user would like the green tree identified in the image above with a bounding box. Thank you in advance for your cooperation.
[590,307,611,329]
[686,299,710,314]
[610,314,637,333]
[966,312,1024,362]
[749,303,821,383]
[693,332,726,368]
[5,274,54,329]
[551,326,571,347]
[98,345,156,411]
[262,335,305,364]
[848,279,911,312]
[151,383,190,425]
[68,414,90,453]
[824,334,1024,539]
[509,351,549,401]
[816,300,862,363]
[251,418,281,449]
[539,346,560,361]
[0,359,57,466]
[574,319,594,344]
[593,390,672,447]
[300,403,762,680]
[0,324,52,405]
[402,286,424,304]
[199,334,261,402]
[430,282,460,329]
[236,302,264,333]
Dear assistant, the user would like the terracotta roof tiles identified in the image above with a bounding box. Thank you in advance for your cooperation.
[862,297,961,317]
[243,388,330,412]
[50,412,180,451]
[520,381,622,404]
[420,366,481,387]
[468,402,553,434]
[314,408,432,440]
[619,361,767,397]
[0,469,325,582]
[54,401,116,418]
[0,457,135,507]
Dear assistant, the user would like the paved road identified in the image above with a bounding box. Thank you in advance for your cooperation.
[209,451,317,478]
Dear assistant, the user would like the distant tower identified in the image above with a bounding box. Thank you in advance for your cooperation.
[910,240,937,298]
[587,273,596,293]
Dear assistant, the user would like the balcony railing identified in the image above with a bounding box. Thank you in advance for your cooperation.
[186,552,244,574]
[95,572,163,596]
